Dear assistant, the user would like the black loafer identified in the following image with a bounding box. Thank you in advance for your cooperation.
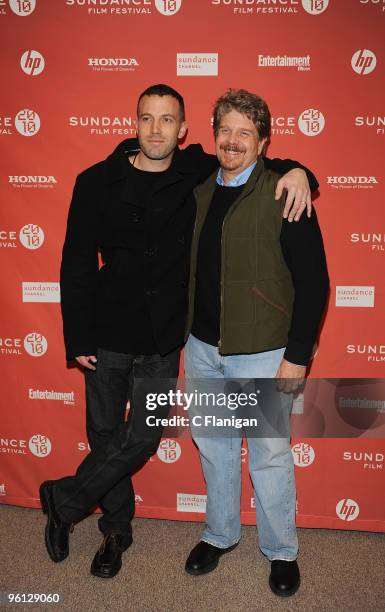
[185,541,238,575]
[269,560,300,597]
[91,532,133,579]
[39,480,73,563]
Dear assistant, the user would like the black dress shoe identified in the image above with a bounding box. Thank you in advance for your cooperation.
[91,532,133,579]
[269,560,300,597]
[185,541,238,575]
[39,480,73,563]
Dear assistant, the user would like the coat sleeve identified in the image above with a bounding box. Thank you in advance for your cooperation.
[279,207,330,366]
[263,156,319,193]
[60,173,100,361]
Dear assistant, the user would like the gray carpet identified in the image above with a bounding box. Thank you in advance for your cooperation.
[0,506,384,612]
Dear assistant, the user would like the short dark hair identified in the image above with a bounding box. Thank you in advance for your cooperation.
[213,89,271,140]
[137,84,185,121]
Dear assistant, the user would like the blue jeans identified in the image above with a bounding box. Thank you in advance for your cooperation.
[184,334,298,561]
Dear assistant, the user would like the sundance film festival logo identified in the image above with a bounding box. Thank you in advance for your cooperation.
[292,442,315,467]
[355,116,385,135]
[359,0,385,13]
[19,224,44,249]
[298,109,325,136]
[28,434,52,457]
[336,498,359,522]
[155,0,181,14]
[343,450,384,470]
[157,439,181,463]
[211,0,299,15]
[350,232,384,252]
[20,50,44,76]
[15,109,40,136]
[301,0,329,14]
[69,115,136,136]
[351,49,376,75]
[346,344,385,363]
[9,0,36,15]
[24,332,48,357]
[88,57,139,72]
[64,0,182,16]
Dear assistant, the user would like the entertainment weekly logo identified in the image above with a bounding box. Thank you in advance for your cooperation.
[0,333,48,357]
[327,176,378,190]
[69,115,136,136]
[335,286,375,308]
[9,175,57,189]
[28,388,75,405]
[0,109,40,136]
[88,57,139,72]
[177,53,218,76]
[22,282,60,303]
[64,0,182,16]
[0,225,45,249]
[0,0,36,16]
[0,434,51,457]
[350,232,384,253]
[258,54,310,71]
[210,0,329,16]
[270,109,325,136]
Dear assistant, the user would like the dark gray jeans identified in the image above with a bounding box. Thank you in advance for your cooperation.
[53,347,180,536]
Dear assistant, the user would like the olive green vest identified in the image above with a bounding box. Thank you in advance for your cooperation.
[186,157,294,355]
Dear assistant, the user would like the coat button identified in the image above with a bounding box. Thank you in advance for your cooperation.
[145,247,157,257]
[131,213,140,223]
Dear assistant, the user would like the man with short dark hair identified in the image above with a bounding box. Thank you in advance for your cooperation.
[184,89,329,596]
[40,84,319,579]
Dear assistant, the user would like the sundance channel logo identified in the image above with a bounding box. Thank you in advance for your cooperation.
[335,286,375,308]
[177,53,218,76]
[64,0,182,16]
[177,493,206,513]
[210,0,329,16]
[22,282,60,303]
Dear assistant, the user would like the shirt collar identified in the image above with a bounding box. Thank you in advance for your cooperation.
[216,160,257,187]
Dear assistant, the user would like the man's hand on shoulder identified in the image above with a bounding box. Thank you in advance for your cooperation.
[275,358,306,393]
[275,168,312,222]
[76,355,97,371]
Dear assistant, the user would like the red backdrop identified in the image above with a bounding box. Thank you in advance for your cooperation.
[1,0,384,532]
